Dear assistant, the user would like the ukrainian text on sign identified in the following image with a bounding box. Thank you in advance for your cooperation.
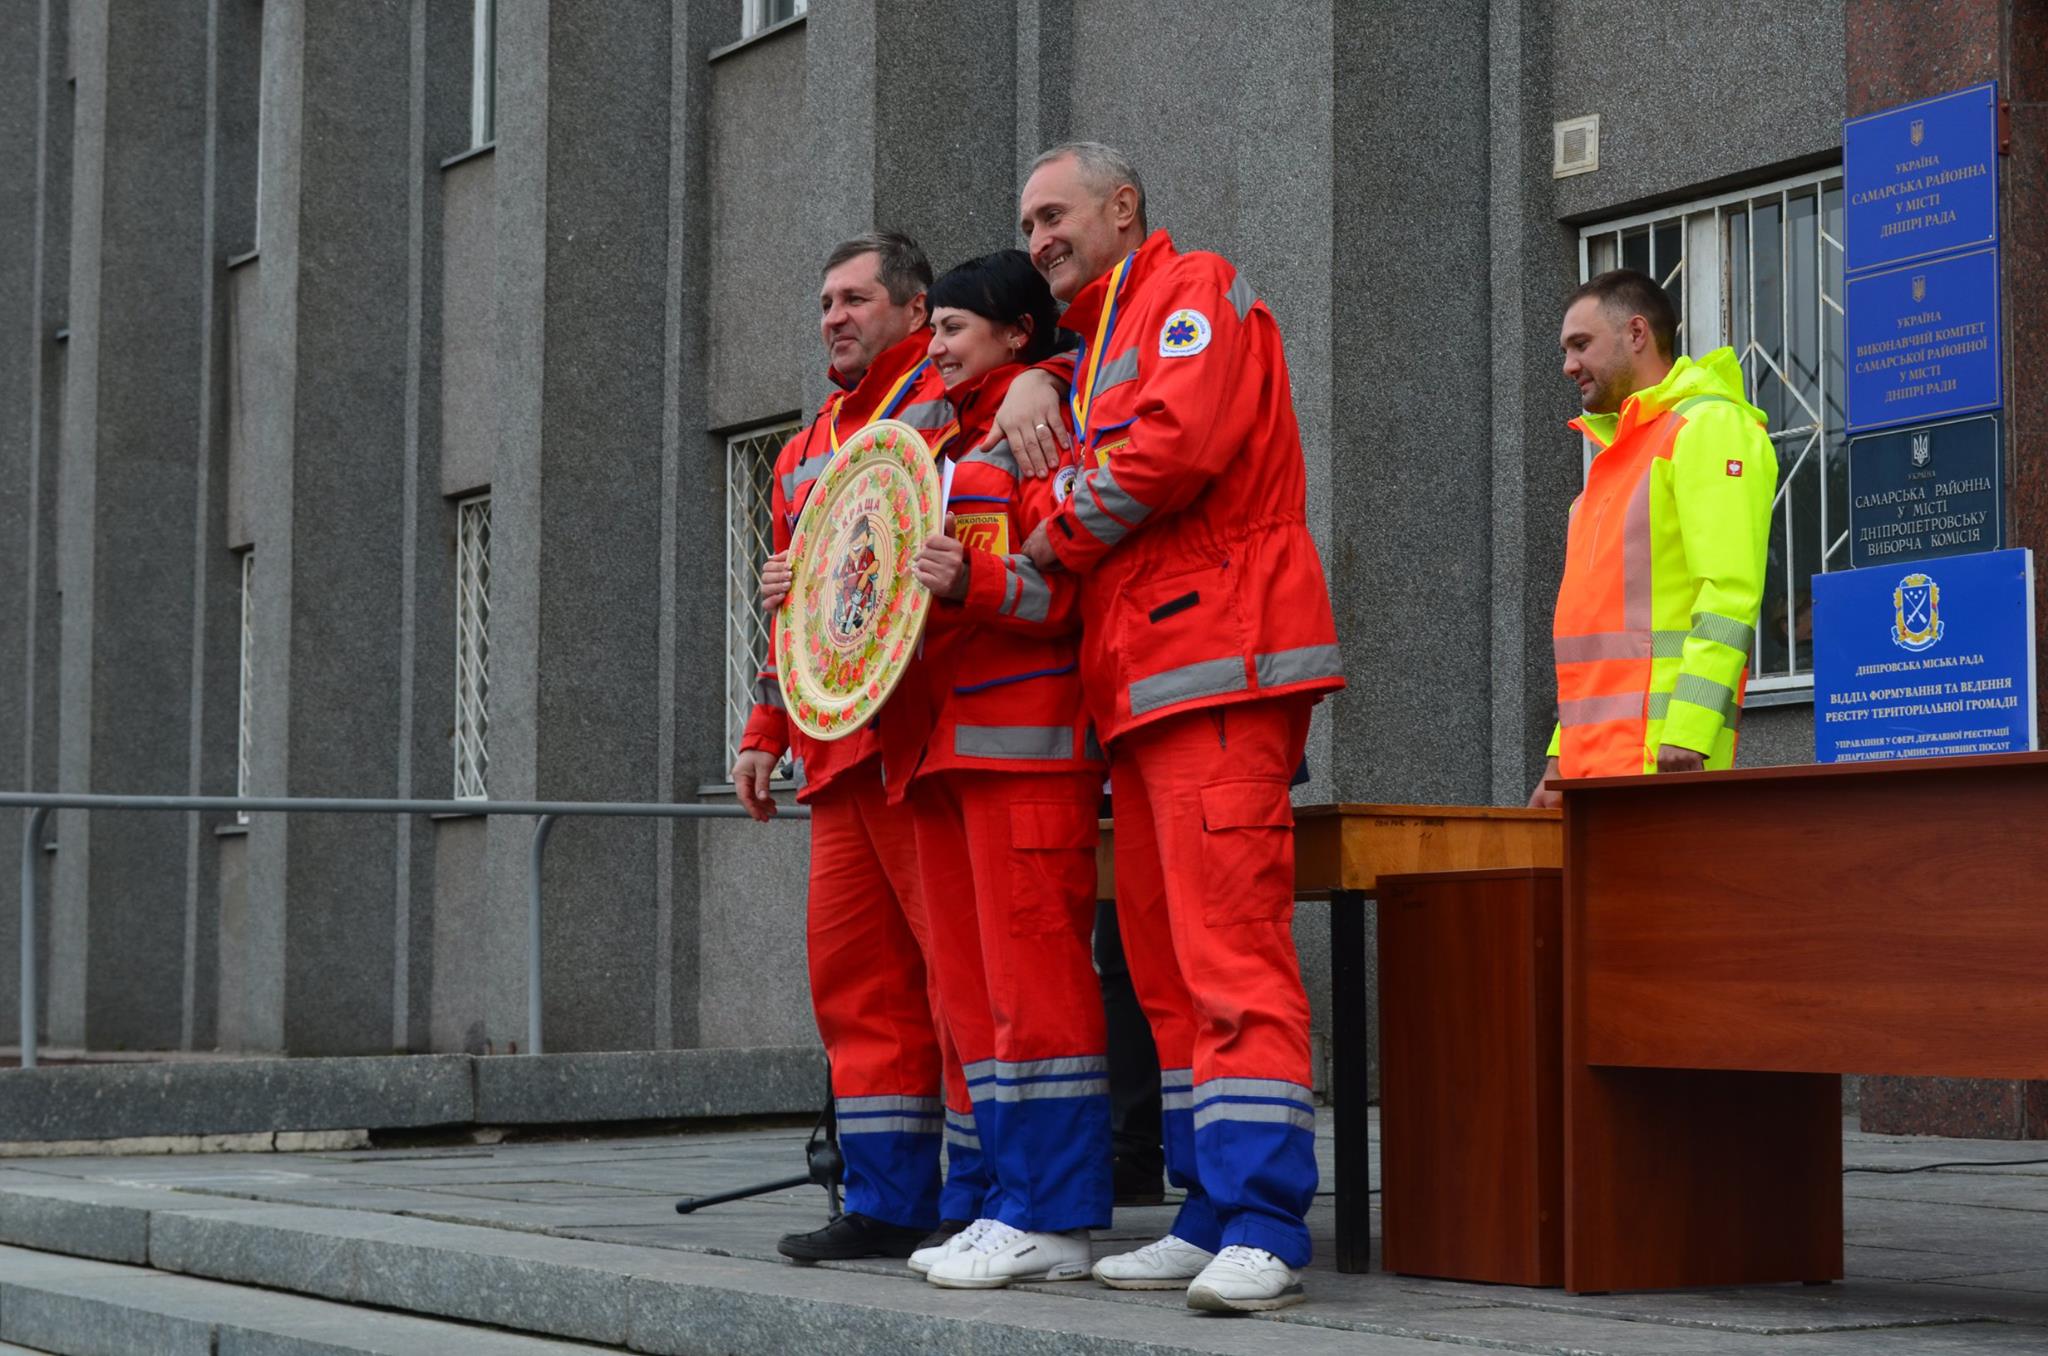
[1843,81,1999,273]
[1847,414,2003,568]
[1812,548,2036,763]
[1844,246,2000,432]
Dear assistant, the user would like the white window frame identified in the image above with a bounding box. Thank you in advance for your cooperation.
[739,0,806,40]
[453,494,492,800]
[725,422,799,778]
[236,550,255,825]
[470,0,496,148]
[1579,166,1846,692]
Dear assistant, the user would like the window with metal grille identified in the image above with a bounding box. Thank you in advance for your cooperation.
[1579,167,1845,690]
[726,422,798,777]
[236,550,254,826]
[453,495,492,799]
[740,0,806,39]
[470,0,495,148]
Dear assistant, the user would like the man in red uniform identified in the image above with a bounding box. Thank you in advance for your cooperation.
[1013,143,1345,1312]
[733,232,973,1262]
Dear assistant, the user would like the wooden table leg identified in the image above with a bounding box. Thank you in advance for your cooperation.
[1564,1062,1843,1293]
[1330,887,1371,1274]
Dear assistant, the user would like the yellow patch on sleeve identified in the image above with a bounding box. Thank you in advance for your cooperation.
[1092,436,1130,469]
[952,512,1011,555]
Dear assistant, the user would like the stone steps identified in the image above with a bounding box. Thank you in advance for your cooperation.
[0,1243,624,1355]
[0,1181,1413,1356]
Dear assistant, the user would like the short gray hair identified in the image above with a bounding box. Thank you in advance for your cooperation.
[1030,141,1148,233]
[822,231,933,305]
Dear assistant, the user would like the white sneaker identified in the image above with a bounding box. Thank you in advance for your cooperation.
[1185,1244,1305,1312]
[924,1219,1093,1289]
[908,1217,991,1276]
[1090,1234,1216,1290]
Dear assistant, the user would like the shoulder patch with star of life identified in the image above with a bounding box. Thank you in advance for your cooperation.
[1158,309,1212,358]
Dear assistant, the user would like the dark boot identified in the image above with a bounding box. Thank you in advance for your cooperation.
[776,1212,931,1263]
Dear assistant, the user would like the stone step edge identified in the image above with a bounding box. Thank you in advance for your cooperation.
[0,1185,1379,1356]
[0,1241,634,1355]
[0,1046,827,1146]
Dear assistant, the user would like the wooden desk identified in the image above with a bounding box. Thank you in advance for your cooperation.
[1097,802,1562,1273]
[1563,752,2048,1293]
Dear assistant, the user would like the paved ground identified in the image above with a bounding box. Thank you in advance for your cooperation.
[7,1111,2048,1353]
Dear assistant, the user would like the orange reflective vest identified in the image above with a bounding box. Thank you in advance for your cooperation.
[1548,349,1778,778]
[739,329,956,800]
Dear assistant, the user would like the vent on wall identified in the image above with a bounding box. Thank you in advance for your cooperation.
[1554,114,1600,179]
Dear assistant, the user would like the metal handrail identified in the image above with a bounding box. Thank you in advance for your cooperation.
[1,791,810,1069]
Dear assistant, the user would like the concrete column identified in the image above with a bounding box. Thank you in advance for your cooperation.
[485,0,679,1052]
[0,1,68,1049]
[1848,0,2048,1138]
[238,0,415,1054]
[51,0,215,1050]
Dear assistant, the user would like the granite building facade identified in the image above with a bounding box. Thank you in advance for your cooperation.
[4,1,2036,1121]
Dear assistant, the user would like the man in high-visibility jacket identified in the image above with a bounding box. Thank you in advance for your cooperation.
[733,232,978,1262]
[1529,268,1777,806]
[1012,142,1346,1313]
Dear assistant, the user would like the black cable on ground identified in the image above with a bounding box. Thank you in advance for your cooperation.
[1844,1157,2048,1175]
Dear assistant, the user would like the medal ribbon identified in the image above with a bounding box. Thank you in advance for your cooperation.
[830,358,933,452]
[1068,252,1134,447]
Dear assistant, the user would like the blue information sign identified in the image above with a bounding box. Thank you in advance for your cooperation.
[1812,548,2036,764]
[1844,246,2000,432]
[1843,81,1999,274]
[1848,414,2003,569]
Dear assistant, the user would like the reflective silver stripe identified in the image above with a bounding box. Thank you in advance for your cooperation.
[1004,556,1051,623]
[1557,692,1642,727]
[989,1077,1109,1103]
[1161,1090,1193,1111]
[945,1110,977,1133]
[1001,570,1021,617]
[1675,394,1736,417]
[962,1059,997,1083]
[782,458,826,503]
[839,1115,942,1135]
[961,439,1017,477]
[955,724,1076,760]
[998,1056,1107,1079]
[898,398,954,431]
[1225,274,1256,320]
[1651,629,1691,659]
[1089,465,1152,526]
[944,1127,981,1149]
[838,1095,942,1115]
[751,675,786,710]
[1667,673,1737,719]
[1622,466,1653,632]
[1555,631,1648,663]
[1160,1068,1194,1091]
[1073,473,1135,549]
[1128,656,1249,715]
[1194,1077,1313,1107]
[1192,1101,1316,1133]
[1254,644,1342,689]
[1691,611,1757,655]
[1095,348,1140,396]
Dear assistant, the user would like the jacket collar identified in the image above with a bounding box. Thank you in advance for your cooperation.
[1057,229,1177,339]
[947,363,1025,444]
[827,327,935,417]
[1567,347,1761,450]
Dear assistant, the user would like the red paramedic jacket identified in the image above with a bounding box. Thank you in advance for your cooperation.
[889,364,1103,791]
[1042,230,1344,744]
[738,329,956,801]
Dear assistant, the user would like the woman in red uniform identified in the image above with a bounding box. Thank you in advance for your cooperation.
[897,251,1111,1289]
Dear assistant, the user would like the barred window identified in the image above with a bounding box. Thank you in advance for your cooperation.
[1580,167,1845,689]
[726,422,798,776]
[453,495,492,799]
[236,550,254,826]
[740,0,806,39]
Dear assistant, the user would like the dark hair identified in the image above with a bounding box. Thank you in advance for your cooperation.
[927,249,1069,363]
[1568,268,1678,359]
[822,231,933,305]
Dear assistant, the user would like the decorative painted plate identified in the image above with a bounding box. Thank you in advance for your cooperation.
[778,418,942,741]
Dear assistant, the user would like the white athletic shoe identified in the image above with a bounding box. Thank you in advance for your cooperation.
[924,1220,1093,1289]
[1090,1234,1217,1290]
[1185,1244,1306,1312]
[908,1217,992,1276]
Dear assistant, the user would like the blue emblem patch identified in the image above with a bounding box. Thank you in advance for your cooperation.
[1892,571,1946,652]
[1158,309,1212,357]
